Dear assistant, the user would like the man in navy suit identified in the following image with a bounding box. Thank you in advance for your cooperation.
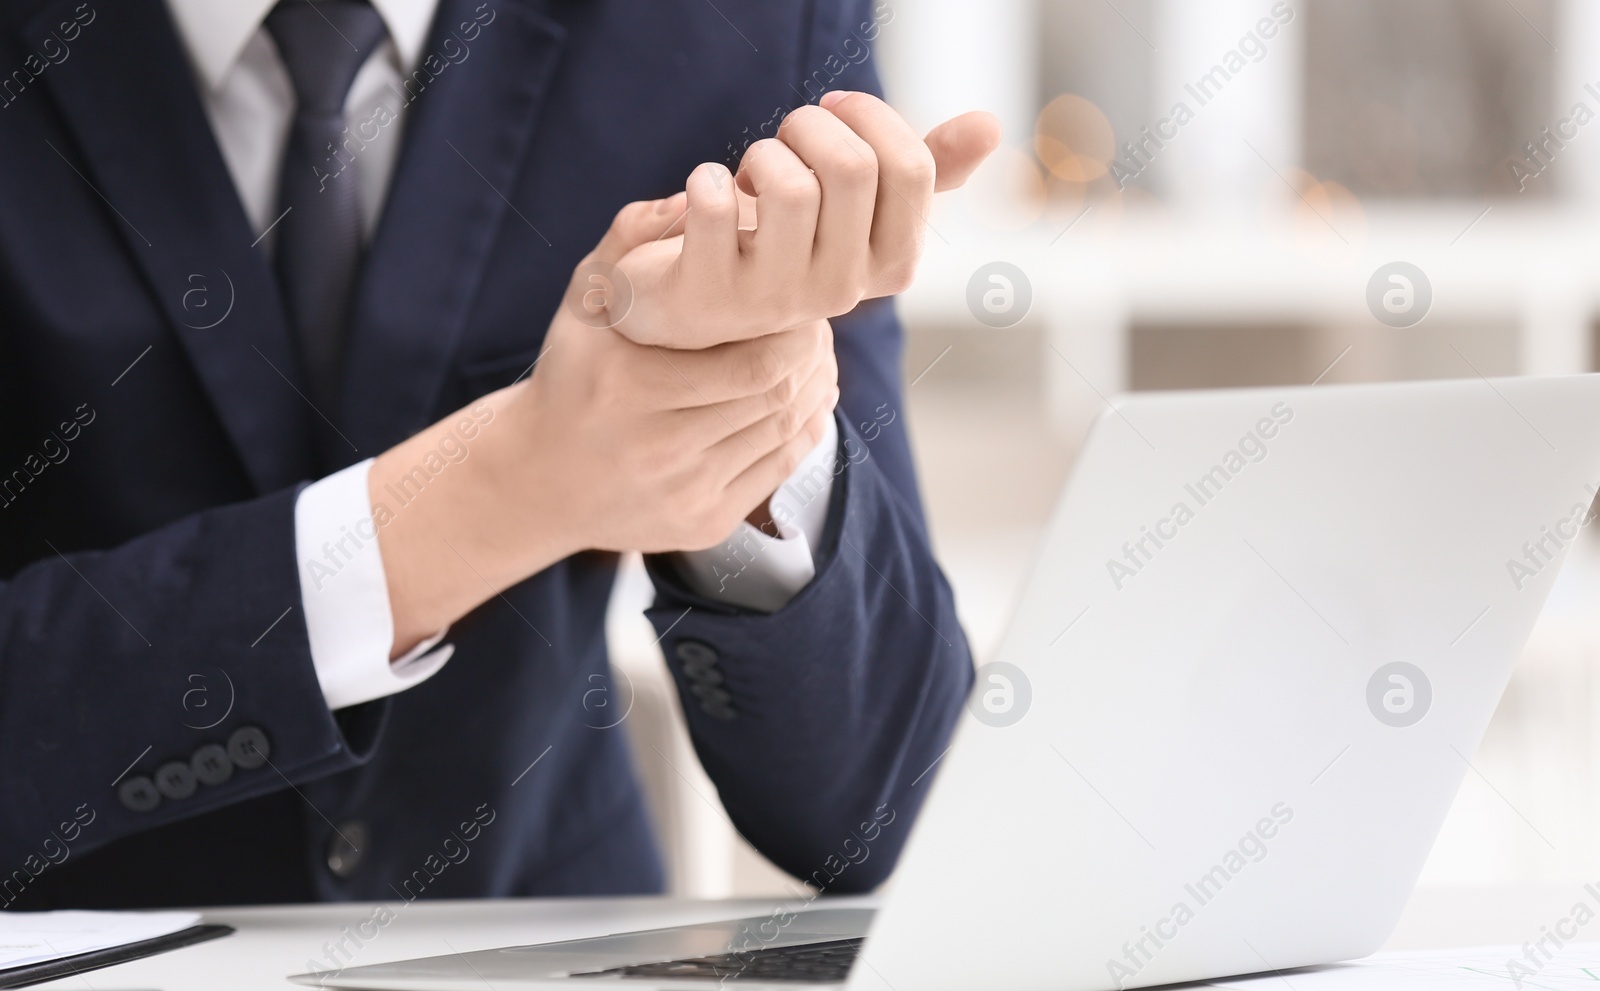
[0,0,994,910]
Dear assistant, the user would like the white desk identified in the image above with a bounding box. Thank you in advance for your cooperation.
[29,896,849,990]
[27,886,1578,989]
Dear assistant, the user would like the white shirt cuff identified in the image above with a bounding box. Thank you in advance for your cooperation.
[295,458,454,710]
[675,415,840,613]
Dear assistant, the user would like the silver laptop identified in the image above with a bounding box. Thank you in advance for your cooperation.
[298,374,1600,991]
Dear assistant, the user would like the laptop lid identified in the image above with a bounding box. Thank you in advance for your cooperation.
[851,374,1600,991]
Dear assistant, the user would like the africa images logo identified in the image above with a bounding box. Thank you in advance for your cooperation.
[1366,662,1431,728]
[1106,803,1295,988]
[1105,403,1294,590]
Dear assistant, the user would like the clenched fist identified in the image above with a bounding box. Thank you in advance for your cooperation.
[591,95,1000,349]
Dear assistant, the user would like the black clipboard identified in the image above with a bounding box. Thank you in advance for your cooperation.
[0,923,234,989]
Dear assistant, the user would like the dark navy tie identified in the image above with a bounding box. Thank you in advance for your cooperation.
[265,0,388,412]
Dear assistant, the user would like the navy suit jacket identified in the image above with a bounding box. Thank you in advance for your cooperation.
[0,0,972,909]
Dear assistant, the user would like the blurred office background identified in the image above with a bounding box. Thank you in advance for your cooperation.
[606,0,1600,896]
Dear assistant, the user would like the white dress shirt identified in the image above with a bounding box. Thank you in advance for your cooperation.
[163,0,836,710]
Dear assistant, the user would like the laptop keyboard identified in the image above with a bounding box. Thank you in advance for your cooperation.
[570,937,863,982]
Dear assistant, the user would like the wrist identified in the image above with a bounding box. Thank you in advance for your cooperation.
[467,384,589,565]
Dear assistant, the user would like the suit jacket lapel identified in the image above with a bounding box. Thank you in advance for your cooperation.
[26,0,318,494]
[339,0,567,459]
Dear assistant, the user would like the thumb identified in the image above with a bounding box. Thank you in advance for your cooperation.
[924,111,1003,192]
[588,191,689,266]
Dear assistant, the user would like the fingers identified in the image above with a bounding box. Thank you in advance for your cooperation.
[720,395,837,516]
[638,322,829,407]
[681,162,739,283]
[816,91,935,297]
[678,344,835,447]
[774,106,879,314]
[707,361,836,486]
[603,99,988,353]
[588,192,688,266]
[923,110,1003,192]
[735,138,821,284]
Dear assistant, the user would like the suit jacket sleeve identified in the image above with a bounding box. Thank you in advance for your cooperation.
[0,485,382,868]
[644,294,975,893]
[642,0,974,893]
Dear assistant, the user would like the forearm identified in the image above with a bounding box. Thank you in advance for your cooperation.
[372,378,825,654]
[369,385,577,656]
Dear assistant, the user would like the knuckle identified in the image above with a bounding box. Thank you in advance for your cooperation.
[779,104,827,132]
[702,193,739,219]
[769,370,800,406]
[823,281,865,316]
[776,404,804,439]
[743,138,781,167]
[879,259,918,295]
[609,199,650,235]
[833,147,880,186]
[608,203,636,231]
[891,146,937,189]
[744,345,786,392]
[773,172,821,204]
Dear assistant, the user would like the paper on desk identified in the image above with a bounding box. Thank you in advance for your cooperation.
[1208,941,1600,988]
[0,910,199,970]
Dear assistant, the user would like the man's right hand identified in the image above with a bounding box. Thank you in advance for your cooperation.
[368,201,837,654]
[601,98,1001,349]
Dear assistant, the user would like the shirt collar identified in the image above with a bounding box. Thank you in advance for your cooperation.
[164,0,439,91]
